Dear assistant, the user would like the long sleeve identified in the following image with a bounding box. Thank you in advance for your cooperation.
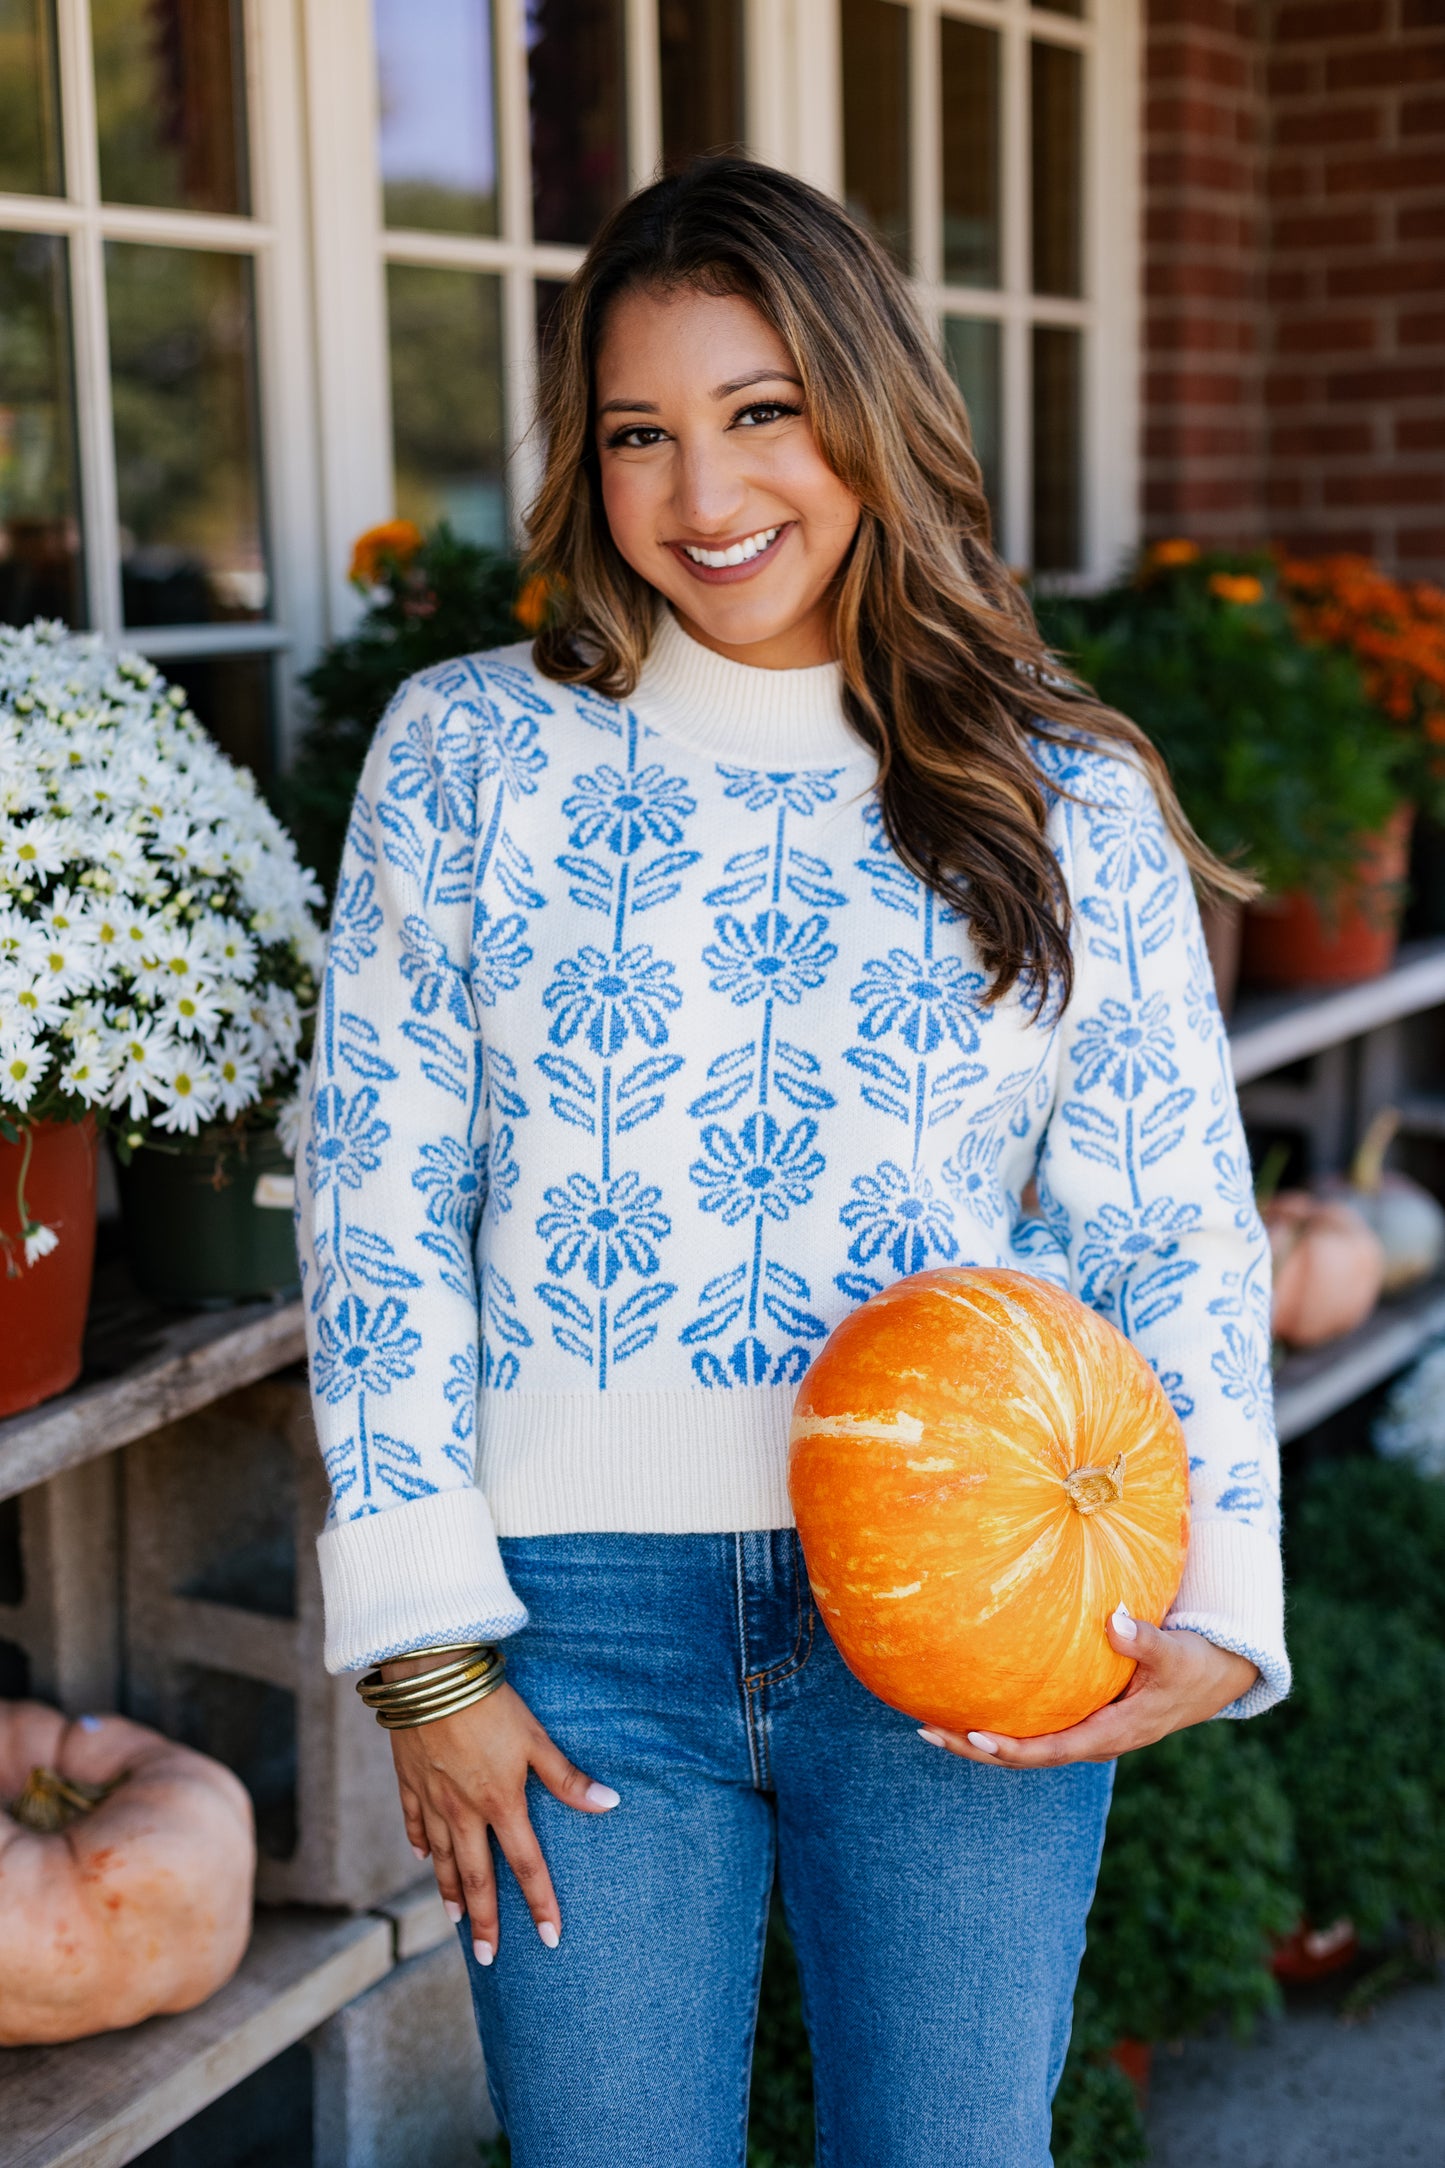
[1034,746,1288,1717]
[296,673,527,1671]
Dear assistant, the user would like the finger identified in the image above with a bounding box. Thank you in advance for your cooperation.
[919,1692,1169,1768]
[422,1805,468,1930]
[493,1810,563,1948]
[451,1816,500,1968]
[1105,1603,1171,1669]
[397,1779,430,1862]
[529,1729,621,1815]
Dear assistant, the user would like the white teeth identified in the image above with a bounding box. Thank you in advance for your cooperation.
[682,526,780,568]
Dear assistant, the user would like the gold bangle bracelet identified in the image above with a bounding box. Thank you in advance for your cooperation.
[372,1666,510,1729]
[357,1645,500,1705]
[360,1655,502,1716]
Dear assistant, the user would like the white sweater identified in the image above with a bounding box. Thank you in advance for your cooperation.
[297,610,1288,1714]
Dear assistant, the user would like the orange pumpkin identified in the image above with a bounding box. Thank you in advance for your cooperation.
[0,1701,255,2045]
[789,1267,1190,1738]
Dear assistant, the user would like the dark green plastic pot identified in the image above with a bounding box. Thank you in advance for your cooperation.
[117,1126,299,1308]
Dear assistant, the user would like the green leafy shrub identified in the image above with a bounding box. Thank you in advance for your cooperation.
[1287,1454,1445,1642]
[1034,548,1405,902]
[1257,1589,1445,1940]
[284,523,524,895]
[1051,1987,1148,2168]
[1078,1723,1298,2047]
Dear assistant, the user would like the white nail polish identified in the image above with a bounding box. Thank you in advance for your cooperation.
[917,1727,947,1748]
[967,1731,1000,1755]
[1112,1602,1138,1641]
[410,1843,429,1861]
[585,1781,621,1810]
[474,1940,495,1968]
[538,1920,560,1949]
[442,1899,464,1924]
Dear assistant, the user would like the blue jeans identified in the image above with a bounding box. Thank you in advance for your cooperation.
[461,1532,1113,2167]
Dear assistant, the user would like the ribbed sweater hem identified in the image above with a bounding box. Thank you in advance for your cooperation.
[1165,1514,1290,1717]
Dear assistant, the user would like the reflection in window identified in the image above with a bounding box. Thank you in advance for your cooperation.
[1033,324,1081,573]
[91,0,249,215]
[1032,42,1083,298]
[106,244,268,627]
[944,316,1002,540]
[528,0,627,245]
[0,0,62,197]
[388,264,506,549]
[659,0,744,170]
[375,0,499,234]
[162,652,276,787]
[841,0,910,269]
[941,17,999,290]
[0,232,82,627]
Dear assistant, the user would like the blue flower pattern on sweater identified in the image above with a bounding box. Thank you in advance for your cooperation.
[297,644,1280,1585]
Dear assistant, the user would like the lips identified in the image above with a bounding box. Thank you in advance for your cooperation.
[667,523,792,585]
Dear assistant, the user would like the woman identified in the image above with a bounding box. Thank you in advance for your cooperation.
[298,156,1286,2165]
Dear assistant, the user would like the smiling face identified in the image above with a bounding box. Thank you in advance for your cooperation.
[593,285,863,669]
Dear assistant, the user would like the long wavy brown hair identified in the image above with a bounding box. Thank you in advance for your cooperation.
[526,156,1249,1011]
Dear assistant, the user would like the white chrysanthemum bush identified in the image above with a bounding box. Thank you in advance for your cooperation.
[0,623,325,1208]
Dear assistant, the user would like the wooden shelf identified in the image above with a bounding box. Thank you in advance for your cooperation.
[1273,1273,1445,1443]
[0,1261,304,1506]
[0,1909,392,2168]
[1228,936,1445,1085]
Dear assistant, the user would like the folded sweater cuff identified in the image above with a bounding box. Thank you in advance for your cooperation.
[317,1486,528,1674]
[1164,1514,1290,1719]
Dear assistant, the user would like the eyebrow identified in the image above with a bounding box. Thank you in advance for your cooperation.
[596,368,803,418]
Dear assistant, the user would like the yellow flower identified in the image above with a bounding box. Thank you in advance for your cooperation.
[348,519,424,587]
[1150,538,1201,567]
[513,572,552,632]
[1208,573,1264,605]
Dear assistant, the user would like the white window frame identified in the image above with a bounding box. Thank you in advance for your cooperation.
[0,0,325,757]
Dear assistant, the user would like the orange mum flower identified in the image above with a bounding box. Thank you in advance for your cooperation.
[513,573,552,633]
[1208,573,1264,605]
[349,519,424,587]
[1149,537,1201,567]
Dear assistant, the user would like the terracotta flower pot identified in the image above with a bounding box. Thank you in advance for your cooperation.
[1108,2036,1153,2106]
[1270,1916,1358,1985]
[1242,805,1414,989]
[0,1117,98,1419]
[1200,897,1244,1018]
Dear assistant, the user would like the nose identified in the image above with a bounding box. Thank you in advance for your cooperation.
[670,432,748,538]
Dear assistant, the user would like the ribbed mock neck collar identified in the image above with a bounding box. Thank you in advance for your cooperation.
[629,607,872,772]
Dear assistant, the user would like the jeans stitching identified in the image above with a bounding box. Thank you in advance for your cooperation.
[742,1534,815,1692]
[735,1534,765,1791]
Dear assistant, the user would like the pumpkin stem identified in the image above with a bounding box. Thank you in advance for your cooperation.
[1064,1454,1126,1516]
[1351,1105,1401,1195]
[6,1765,125,1834]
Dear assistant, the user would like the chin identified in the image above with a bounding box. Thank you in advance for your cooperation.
[663,580,811,651]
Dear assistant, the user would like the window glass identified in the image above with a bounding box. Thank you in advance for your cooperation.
[841,0,911,268]
[528,0,628,246]
[387,263,506,549]
[0,231,83,627]
[1031,41,1083,298]
[1032,323,1081,572]
[91,0,249,216]
[940,16,1000,289]
[943,316,1002,538]
[1035,0,1084,17]
[375,0,499,235]
[0,0,62,197]
[162,652,276,787]
[106,243,269,627]
[659,0,744,169]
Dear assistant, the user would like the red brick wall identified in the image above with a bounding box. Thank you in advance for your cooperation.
[1141,0,1445,580]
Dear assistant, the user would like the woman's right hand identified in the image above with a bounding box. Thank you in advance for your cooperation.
[384,1662,620,1966]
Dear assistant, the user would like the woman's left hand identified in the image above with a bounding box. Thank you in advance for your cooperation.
[919,1608,1259,1768]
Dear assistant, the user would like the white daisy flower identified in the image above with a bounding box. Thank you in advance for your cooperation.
[213,1030,262,1119]
[152,1044,219,1135]
[0,1034,49,1110]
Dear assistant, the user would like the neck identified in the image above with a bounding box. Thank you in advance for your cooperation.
[670,597,837,670]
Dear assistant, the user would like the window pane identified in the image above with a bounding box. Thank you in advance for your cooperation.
[1031,42,1083,298]
[0,231,82,626]
[106,244,269,627]
[841,0,910,269]
[387,264,506,549]
[943,316,1002,538]
[1032,324,1081,573]
[1036,0,1084,16]
[528,0,628,246]
[659,0,744,169]
[162,652,276,786]
[0,0,62,197]
[375,0,499,235]
[941,17,999,290]
[91,0,249,216]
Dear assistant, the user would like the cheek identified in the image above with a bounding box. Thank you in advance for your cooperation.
[771,443,860,551]
[598,463,661,569]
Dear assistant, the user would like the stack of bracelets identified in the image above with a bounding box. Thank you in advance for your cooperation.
[356,1642,506,1730]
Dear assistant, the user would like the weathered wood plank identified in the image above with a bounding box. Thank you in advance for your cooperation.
[1274,1275,1445,1443]
[0,1911,392,2168]
[1229,936,1445,1085]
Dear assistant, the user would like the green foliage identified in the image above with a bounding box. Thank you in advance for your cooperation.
[1051,1988,1148,2168]
[1034,552,1406,901]
[1256,1588,1445,1941]
[1078,1723,1297,2047]
[1287,1454,1445,1643]
[283,525,523,895]
[747,1906,816,2167]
